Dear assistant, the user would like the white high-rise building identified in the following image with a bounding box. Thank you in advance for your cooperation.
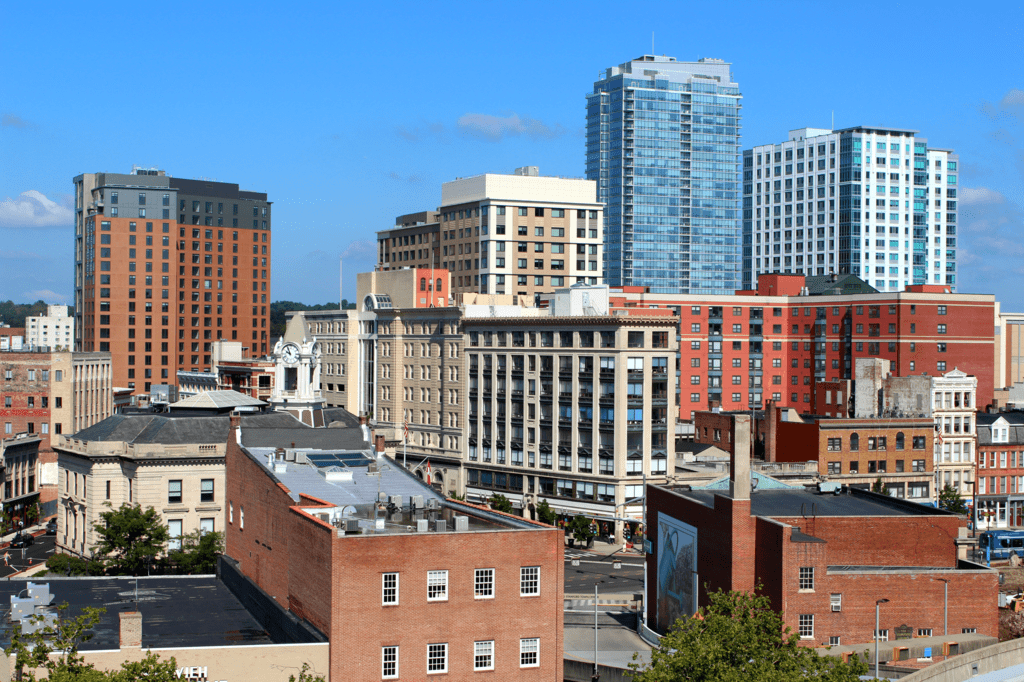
[25,305,74,350]
[743,126,959,292]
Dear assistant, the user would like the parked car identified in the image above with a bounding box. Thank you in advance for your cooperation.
[45,519,57,535]
[9,533,33,548]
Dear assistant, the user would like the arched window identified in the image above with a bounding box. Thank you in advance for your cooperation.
[436,278,443,292]
[895,432,905,450]
[849,433,860,451]
[420,278,426,291]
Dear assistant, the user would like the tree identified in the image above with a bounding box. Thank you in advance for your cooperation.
[569,515,595,545]
[939,484,969,515]
[6,603,178,681]
[92,503,169,576]
[488,493,513,513]
[535,499,557,526]
[288,663,327,682]
[45,553,105,577]
[628,586,867,682]
[167,529,224,574]
[871,477,886,494]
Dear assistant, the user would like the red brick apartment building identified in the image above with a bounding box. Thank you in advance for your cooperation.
[225,418,563,682]
[647,442,996,648]
[610,273,997,420]
[976,411,1024,528]
[695,404,937,498]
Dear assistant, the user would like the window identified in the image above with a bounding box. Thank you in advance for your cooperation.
[382,646,398,679]
[200,478,214,502]
[521,566,540,595]
[799,566,814,590]
[918,629,932,638]
[937,324,947,334]
[475,568,494,599]
[474,640,494,671]
[874,630,889,642]
[427,570,448,601]
[168,479,182,504]
[520,638,539,668]
[829,636,841,646]
[427,643,448,674]
[799,614,814,638]
[383,572,399,605]
[962,628,977,634]
[168,519,182,550]
[938,305,947,315]
[831,594,842,612]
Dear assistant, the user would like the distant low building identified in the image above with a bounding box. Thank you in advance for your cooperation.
[25,305,74,350]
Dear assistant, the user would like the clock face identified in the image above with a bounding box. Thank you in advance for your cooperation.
[282,343,300,365]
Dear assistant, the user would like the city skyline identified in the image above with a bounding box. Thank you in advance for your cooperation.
[1,0,1021,308]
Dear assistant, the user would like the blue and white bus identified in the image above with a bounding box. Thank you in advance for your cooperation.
[979,530,1024,561]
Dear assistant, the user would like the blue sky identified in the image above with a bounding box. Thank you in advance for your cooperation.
[1,0,1021,309]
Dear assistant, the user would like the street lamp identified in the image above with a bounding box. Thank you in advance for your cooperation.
[875,598,890,680]
[933,578,949,636]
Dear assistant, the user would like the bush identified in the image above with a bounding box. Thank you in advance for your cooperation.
[489,493,513,513]
[46,553,105,576]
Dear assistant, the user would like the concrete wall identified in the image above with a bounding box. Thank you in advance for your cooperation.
[898,637,1024,682]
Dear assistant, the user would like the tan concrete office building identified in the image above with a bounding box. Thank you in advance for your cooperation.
[377,167,604,302]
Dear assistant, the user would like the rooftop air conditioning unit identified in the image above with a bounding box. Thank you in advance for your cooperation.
[390,495,403,507]
[411,495,424,509]
[416,519,429,532]
[427,498,440,510]
[344,519,360,533]
[435,520,447,533]
[454,516,469,532]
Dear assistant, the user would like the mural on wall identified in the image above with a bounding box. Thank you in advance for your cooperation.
[656,513,698,633]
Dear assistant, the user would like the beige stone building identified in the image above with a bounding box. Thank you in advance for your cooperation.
[56,415,228,557]
[282,273,680,538]
[378,167,604,301]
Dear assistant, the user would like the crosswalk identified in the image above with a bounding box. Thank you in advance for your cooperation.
[564,550,592,560]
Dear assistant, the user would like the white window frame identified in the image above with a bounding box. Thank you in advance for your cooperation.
[383,572,399,605]
[520,638,539,668]
[874,629,889,642]
[474,640,494,671]
[520,566,540,596]
[798,614,814,639]
[828,636,841,646]
[427,643,448,674]
[830,593,842,612]
[382,645,398,679]
[798,566,814,591]
[427,570,448,601]
[475,568,494,599]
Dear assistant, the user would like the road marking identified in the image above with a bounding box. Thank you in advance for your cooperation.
[565,558,643,568]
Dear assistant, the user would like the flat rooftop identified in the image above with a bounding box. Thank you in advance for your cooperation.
[247,447,540,534]
[670,487,954,518]
[0,577,275,651]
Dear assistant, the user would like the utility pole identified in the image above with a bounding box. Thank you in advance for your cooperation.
[594,584,599,680]
[875,598,889,679]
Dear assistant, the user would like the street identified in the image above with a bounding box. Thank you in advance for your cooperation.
[0,533,55,578]
[563,550,644,597]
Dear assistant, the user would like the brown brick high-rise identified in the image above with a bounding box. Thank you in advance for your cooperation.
[74,169,271,394]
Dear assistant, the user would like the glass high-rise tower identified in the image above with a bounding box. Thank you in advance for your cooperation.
[586,55,742,294]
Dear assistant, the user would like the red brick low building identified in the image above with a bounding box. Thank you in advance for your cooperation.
[646,442,996,648]
[225,417,563,681]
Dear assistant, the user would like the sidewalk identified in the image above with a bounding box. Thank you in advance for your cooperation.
[565,536,644,558]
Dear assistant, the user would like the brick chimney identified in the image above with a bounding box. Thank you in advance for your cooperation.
[375,434,386,455]
[230,412,242,445]
[730,415,751,501]
[119,611,142,649]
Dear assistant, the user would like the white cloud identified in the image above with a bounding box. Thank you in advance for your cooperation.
[22,289,69,304]
[341,239,376,260]
[456,113,565,141]
[1,114,33,129]
[959,187,1006,205]
[0,190,74,229]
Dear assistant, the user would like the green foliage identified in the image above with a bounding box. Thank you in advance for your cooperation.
[0,300,71,331]
[447,492,465,501]
[288,662,327,682]
[167,530,224,574]
[270,300,355,337]
[871,477,886,494]
[45,553,105,576]
[628,586,868,682]
[939,484,969,514]
[26,502,40,524]
[535,499,557,525]
[92,503,169,576]
[6,603,177,681]
[569,515,595,544]
[488,493,513,513]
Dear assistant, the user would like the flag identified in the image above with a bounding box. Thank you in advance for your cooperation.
[403,421,409,443]
[426,460,432,481]
[935,425,944,446]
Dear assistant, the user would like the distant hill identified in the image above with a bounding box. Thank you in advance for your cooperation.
[0,300,72,329]
[270,300,356,338]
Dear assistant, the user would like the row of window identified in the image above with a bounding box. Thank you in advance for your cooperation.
[686,303,946,319]
[382,567,540,604]
[2,396,59,409]
[381,638,539,676]
[825,459,928,474]
[3,422,59,435]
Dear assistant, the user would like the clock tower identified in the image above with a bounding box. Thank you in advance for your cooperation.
[268,336,326,426]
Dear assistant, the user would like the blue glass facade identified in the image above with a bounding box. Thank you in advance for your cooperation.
[586,56,742,295]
